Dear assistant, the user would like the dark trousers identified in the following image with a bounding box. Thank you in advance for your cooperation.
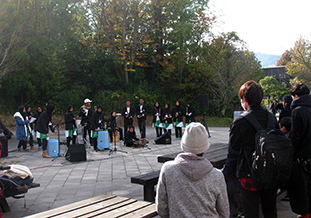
[156,127,162,137]
[18,140,27,150]
[164,129,172,136]
[92,138,98,150]
[28,135,33,146]
[240,186,277,218]
[108,128,123,142]
[42,139,48,151]
[82,124,91,143]
[124,119,133,133]
[138,118,146,138]
[66,136,76,147]
[175,127,182,138]
[37,138,42,147]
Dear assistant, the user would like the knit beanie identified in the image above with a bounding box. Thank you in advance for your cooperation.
[181,122,210,154]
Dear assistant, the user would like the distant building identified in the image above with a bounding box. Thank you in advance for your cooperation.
[263,66,292,87]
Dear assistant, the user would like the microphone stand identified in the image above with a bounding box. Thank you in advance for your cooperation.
[109,127,127,155]
[54,116,66,157]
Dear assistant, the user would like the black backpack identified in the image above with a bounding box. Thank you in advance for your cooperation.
[241,111,294,190]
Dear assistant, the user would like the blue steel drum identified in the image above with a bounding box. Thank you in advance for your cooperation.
[97,131,110,149]
[47,139,59,157]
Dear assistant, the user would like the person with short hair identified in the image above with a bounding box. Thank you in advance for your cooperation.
[79,98,93,144]
[90,105,106,151]
[279,117,291,137]
[279,94,293,122]
[108,111,123,142]
[121,100,134,133]
[156,122,229,218]
[25,105,35,150]
[136,98,147,138]
[33,106,43,149]
[288,83,311,217]
[230,80,278,218]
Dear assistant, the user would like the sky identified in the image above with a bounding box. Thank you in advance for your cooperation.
[209,0,311,55]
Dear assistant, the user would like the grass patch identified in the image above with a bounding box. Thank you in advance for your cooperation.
[201,116,233,127]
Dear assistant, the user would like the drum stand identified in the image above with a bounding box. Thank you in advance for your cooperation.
[109,129,127,155]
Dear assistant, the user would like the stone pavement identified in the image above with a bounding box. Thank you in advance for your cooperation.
[1,126,297,218]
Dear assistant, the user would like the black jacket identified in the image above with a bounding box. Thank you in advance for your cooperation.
[230,105,278,178]
[121,106,135,121]
[136,103,148,120]
[152,106,164,123]
[79,105,93,126]
[125,130,139,145]
[36,105,55,134]
[33,106,43,132]
[290,94,311,160]
[185,104,196,123]
[279,107,292,123]
[163,104,173,124]
[91,111,106,130]
[108,114,118,130]
[65,112,77,130]
[173,104,184,122]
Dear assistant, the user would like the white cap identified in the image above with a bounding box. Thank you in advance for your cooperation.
[84,98,92,104]
[181,122,210,154]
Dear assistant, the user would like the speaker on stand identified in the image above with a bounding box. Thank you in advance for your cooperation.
[199,94,211,138]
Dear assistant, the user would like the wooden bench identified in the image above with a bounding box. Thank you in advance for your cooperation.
[157,143,228,169]
[131,143,229,202]
[25,194,157,218]
[1,182,40,212]
[131,171,160,202]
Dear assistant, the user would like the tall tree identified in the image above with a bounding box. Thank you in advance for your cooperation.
[286,37,311,87]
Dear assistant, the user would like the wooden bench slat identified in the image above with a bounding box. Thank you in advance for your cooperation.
[66,198,138,218]
[119,204,157,218]
[25,195,117,218]
[92,201,153,218]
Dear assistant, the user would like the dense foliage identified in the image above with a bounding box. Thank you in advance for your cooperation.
[0,0,264,116]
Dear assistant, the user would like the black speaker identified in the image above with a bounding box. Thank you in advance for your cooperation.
[155,132,171,144]
[66,144,86,162]
[199,94,209,109]
[0,136,8,157]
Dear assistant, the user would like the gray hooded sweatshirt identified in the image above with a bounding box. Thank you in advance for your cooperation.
[156,153,229,218]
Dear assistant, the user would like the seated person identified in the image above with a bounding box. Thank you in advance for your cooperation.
[279,117,291,138]
[156,122,229,217]
[107,111,123,142]
[124,126,139,147]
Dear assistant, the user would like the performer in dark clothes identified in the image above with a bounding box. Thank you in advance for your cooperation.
[173,100,184,140]
[121,100,135,133]
[124,126,140,147]
[163,102,173,136]
[185,101,196,127]
[34,106,43,148]
[36,104,57,158]
[108,111,123,142]
[136,98,148,138]
[90,105,107,151]
[65,105,77,148]
[25,105,35,149]
[79,98,93,144]
[152,101,164,137]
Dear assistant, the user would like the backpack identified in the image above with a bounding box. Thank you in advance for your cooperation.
[241,111,294,190]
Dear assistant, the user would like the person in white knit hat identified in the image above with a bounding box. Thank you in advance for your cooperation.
[156,122,229,218]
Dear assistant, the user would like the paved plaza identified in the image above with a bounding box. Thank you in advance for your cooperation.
[1,126,296,217]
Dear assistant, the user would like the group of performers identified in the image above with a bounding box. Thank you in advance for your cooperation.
[152,100,197,140]
[72,97,197,150]
[13,97,197,157]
